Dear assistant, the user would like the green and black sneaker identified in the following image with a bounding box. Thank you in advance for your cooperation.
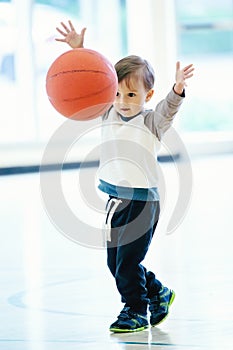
[109,306,149,333]
[149,286,175,326]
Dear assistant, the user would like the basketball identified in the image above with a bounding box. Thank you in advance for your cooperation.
[46,48,118,120]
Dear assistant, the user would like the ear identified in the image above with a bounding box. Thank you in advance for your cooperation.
[145,89,154,102]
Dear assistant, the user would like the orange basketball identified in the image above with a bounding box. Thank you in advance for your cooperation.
[46,48,118,120]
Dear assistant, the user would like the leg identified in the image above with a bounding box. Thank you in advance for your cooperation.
[143,220,175,326]
[145,269,162,298]
[115,229,153,314]
[108,199,161,332]
[143,218,163,297]
[107,246,117,277]
[111,199,160,315]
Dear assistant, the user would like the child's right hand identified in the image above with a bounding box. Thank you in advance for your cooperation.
[55,20,86,49]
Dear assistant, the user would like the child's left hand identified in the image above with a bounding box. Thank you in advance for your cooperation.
[174,62,194,95]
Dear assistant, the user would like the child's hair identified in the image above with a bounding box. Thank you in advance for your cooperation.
[114,55,155,91]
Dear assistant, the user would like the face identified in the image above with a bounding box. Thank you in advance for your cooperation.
[113,78,154,118]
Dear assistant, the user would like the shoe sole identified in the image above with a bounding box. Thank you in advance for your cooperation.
[151,290,175,327]
[109,325,149,333]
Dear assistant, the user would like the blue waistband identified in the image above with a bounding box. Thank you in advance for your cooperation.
[98,179,160,201]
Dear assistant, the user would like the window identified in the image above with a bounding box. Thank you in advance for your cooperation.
[175,0,233,133]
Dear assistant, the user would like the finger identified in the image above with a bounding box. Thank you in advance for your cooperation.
[56,27,67,36]
[176,61,180,71]
[81,27,87,36]
[185,68,195,76]
[68,20,75,31]
[183,63,194,72]
[185,73,194,79]
[186,67,195,74]
[55,38,66,42]
[60,21,70,33]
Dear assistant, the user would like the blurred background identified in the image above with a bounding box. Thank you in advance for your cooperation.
[0,0,232,170]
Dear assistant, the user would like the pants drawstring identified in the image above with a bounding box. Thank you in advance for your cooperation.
[103,198,122,244]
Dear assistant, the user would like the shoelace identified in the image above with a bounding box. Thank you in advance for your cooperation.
[118,306,131,320]
[118,307,146,322]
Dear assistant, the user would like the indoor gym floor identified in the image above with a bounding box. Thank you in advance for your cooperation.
[1,153,233,350]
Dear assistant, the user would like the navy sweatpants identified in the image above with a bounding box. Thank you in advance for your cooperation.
[106,197,162,315]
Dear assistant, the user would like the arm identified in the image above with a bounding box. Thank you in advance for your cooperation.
[155,61,194,117]
[55,20,86,49]
[153,89,184,139]
[145,62,194,140]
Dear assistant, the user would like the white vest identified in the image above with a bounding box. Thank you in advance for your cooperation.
[98,108,160,189]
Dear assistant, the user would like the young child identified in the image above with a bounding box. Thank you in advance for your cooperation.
[56,20,194,333]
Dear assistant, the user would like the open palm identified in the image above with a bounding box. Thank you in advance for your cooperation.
[55,20,86,49]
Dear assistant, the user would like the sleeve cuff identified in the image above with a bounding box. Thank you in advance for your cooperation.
[173,84,185,97]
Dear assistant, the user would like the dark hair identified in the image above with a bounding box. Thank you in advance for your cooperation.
[114,55,155,91]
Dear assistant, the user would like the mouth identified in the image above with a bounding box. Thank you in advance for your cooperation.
[120,108,130,112]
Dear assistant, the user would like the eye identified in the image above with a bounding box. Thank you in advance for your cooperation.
[116,92,120,97]
[128,92,136,97]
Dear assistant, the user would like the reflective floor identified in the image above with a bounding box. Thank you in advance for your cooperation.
[1,154,233,349]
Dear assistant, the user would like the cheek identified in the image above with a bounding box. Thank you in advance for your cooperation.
[133,98,145,107]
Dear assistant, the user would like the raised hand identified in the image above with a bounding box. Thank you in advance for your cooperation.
[55,20,86,49]
[174,61,194,95]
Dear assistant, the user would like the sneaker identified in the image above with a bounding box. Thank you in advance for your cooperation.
[149,286,175,326]
[109,306,149,333]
